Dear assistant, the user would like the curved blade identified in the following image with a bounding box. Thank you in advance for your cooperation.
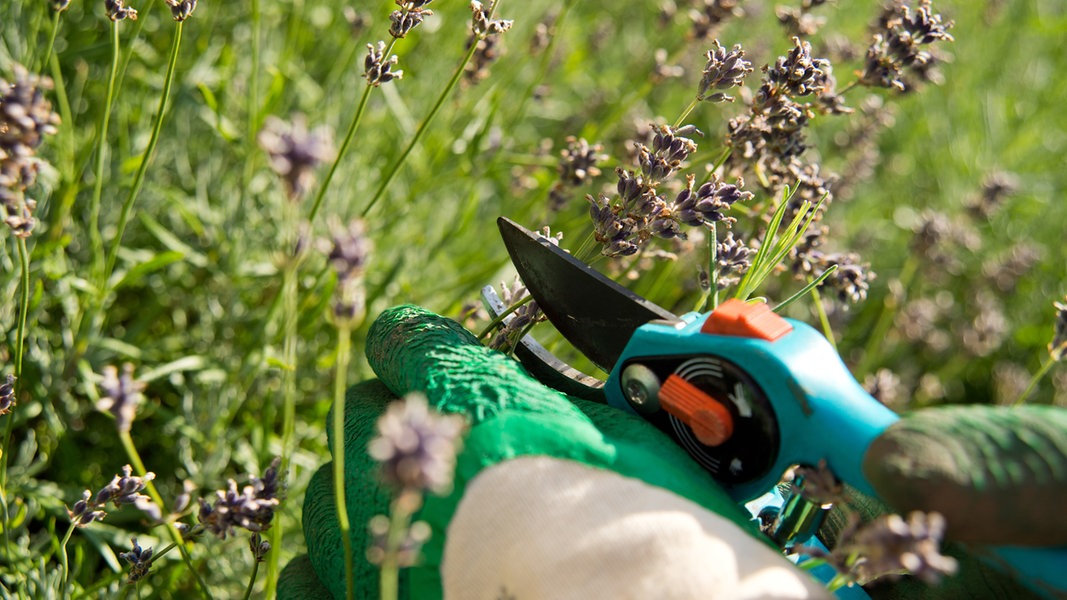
[498,217,677,372]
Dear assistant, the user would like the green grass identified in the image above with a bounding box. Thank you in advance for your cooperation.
[1,0,1066,596]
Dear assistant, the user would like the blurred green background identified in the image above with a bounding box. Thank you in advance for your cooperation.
[2,0,1065,595]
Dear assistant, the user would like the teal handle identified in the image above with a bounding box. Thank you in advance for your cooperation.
[606,312,899,501]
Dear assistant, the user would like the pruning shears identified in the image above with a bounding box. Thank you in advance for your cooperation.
[490,217,1067,599]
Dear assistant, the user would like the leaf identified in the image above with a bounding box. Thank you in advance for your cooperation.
[113,250,185,290]
[138,355,208,383]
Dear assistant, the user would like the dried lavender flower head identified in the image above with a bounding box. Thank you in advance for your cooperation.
[367,515,432,566]
[258,114,335,201]
[163,0,197,21]
[67,489,108,527]
[364,41,404,87]
[119,537,153,583]
[860,0,954,92]
[326,217,372,326]
[368,393,466,495]
[104,0,138,20]
[698,40,753,102]
[1049,297,1067,361]
[2,65,61,239]
[390,0,434,39]
[840,511,958,585]
[470,0,513,38]
[0,374,14,415]
[94,464,161,521]
[97,363,145,433]
[197,458,283,539]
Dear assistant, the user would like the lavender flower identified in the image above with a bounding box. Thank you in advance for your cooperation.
[697,40,753,102]
[97,363,145,433]
[549,137,606,210]
[639,124,700,182]
[1,65,60,239]
[714,231,752,290]
[0,374,14,415]
[863,368,904,407]
[368,393,466,495]
[104,0,137,20]
[673,173,752,227]
[859,0,954,92]
[389,0,434,39]
[776,2,827,37]
[326,217,372,326]
[464,2,513,85]
[765,37,831,97]
[366,515,431,567]
[821,253,875,305]
[197,458,283,539]
[163,0,197,21]
[90,465,161,522]
[557,137,605,187]
[1049,297,1067,361]
[488,276,547,351]
[249,532,271,563]
[688,0,745,41]
[258,114,335,201]
[469,0,513,37]
[67,489,108,527]
[119,538,153,583]
[809,511,958,585]
[791,459,844,504]
[364,41,404,87]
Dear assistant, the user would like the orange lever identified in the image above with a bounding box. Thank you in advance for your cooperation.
[658,374,734,447]
[701,298,792,341]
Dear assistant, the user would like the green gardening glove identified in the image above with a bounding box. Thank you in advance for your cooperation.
[279,305,833,599]
[279,306,1066,599]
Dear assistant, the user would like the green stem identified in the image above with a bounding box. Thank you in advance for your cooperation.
[309,83,373,224]
[857,255,918,376]
[673,96,700,128]
[242,558,260,600]
[333,325,355,600]
[88,21,122,285]
[0,237,32,561]
[13,237,29,390]
[773,265,838,314]
[1014,356,1056,407]
[477,294,533,340]
[101,21,184,288]
[708,222,718,310]
[117,431,212,599]
[810,283,836,350]
[58,522,77,596]
[360,37,482,219]
[249,0,261,143]
[379,490,419,600]
[268,201,302,598]
[40,9,61,75]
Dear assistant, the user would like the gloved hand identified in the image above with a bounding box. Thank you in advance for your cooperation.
[279,306,1067,599]
[279,305,833,599]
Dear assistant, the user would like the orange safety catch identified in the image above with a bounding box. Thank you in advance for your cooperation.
[701,298,793,341]
[658,374,734,447]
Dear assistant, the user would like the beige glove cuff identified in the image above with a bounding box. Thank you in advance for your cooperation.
[442,456,832,600]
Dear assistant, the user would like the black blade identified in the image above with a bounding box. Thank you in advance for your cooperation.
[498,217,677,372]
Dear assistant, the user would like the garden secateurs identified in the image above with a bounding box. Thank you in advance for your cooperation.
[488,216,1067,599]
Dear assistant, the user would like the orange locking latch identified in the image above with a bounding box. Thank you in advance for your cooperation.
[701,298,793,341]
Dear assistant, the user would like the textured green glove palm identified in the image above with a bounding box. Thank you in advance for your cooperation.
[280,305,763,599]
